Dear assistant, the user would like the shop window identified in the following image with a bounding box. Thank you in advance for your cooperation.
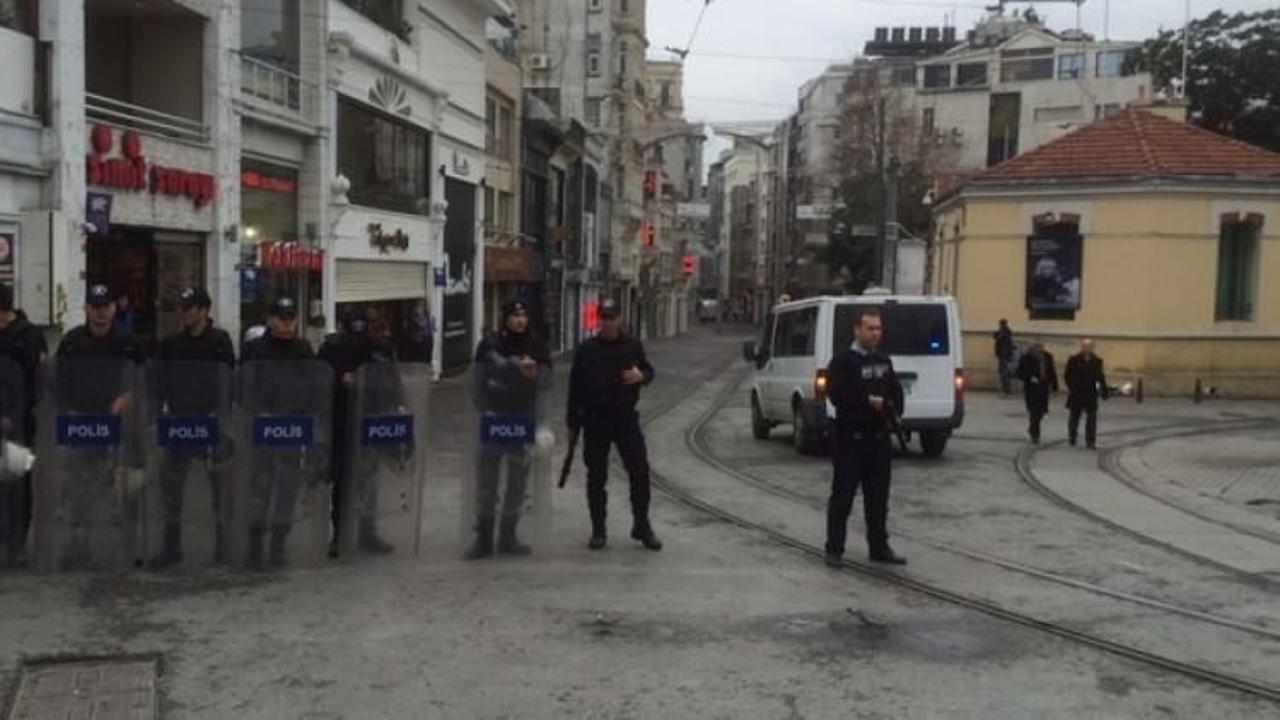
[1215,215,1262,321]
[338,97,431,215]
[1000,48,1054,83]
[956,62,988,87]
[1058,53,1084,80]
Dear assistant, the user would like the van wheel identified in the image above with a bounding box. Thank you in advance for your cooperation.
[793,404,818,455]
[751,395,771,440]
[921,431,948,458]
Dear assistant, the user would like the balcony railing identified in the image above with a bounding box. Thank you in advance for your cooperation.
[240,53,318,123]
[85,92,208,144]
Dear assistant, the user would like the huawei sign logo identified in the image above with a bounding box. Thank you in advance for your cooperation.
[86,124,216,209]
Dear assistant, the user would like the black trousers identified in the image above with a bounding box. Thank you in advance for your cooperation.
[1068,403,1098,445]
[582,407,652,530]
[825,436,892,556]
[1025,390,1050,441]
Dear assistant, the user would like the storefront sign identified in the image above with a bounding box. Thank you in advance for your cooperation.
[86,124,215,208]
[241,170,296,193]
[257,241,324,272]
[1026,227,1083,311]
[484,246,536,283]
[85,193,112,235]
[368,223,410,254]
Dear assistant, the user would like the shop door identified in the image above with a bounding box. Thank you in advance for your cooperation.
[154,233,205,340]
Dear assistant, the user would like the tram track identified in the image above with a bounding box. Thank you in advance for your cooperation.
[635,364,1280,706]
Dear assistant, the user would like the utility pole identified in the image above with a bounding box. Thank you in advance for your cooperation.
[874,93,887,287]
[884,158,900,292]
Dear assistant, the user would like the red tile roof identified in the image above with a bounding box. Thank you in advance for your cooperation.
[970,108,1280,184]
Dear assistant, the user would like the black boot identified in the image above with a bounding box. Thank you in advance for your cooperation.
[464,516,495,560]
[869,545,907,565]
[631,520,663,551]
[359,518,395,554]
[247,524,266,570]
[153,524,183,569]
[588,517,607,550]
[497,518,531,555]
[269,524,290,568]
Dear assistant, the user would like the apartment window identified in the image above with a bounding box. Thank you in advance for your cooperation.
[586,98,602,126]
[588,0,603,11]
[484,186,496,229]
[242,0,301,70]
[892,66,916,86]
[497,191,514,232]
[620,0,628,12]
[660,81,672,107]
[0,0,36,35]
[1215,216,1262,321]
[337,98,431,214]
[956,62,988,87]
[923,64,952,89]
[1096,50,1130,78]
[1000,47,1054,82]
[339,0,408,40]
[618,42,628,76]
[922,107,936,135]
[1058,53,1084,80]
[485,93,514,158]
[587,52,601,76]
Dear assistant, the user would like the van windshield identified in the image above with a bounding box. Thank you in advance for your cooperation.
[833,304,950,357]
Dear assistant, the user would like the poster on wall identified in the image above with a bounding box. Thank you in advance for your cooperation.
[1026,227,1083,311]
[442,178,476,374]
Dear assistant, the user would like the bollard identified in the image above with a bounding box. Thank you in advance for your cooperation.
[1136,378,1144,404]
[1194,377,1202,404]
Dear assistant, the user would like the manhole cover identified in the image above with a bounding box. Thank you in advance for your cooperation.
[8,657,157,720]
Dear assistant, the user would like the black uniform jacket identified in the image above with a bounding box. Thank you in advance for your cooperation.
[473,329,552,415]
[241,331,315,414]
[568,333,653,418]
[155,322,235,415]
[826,345,904,438]
[55,325,144,413]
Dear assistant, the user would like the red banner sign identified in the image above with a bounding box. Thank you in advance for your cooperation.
[257,241,323,272]
[86,124,216,208]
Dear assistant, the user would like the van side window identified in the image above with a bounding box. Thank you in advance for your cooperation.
[772,311,794,357]
[788,307,818,356]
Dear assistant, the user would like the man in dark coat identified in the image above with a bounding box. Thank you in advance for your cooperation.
[1015,341,1058,444]
[992,319,1014,396]
[1064,338,1108,449]
[0,285,45,568]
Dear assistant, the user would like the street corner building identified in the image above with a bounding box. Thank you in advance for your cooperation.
[930,104,1280,398]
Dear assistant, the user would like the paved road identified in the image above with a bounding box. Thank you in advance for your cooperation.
[2,329,1278,719]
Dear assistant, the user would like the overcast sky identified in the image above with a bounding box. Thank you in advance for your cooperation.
[645,0,1274,167]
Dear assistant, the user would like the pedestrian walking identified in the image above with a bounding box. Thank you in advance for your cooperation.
[319,312,396,557]
[567,298,662,551]
[1065,338,1109,449]
[823,308,907,567]
[54,284,145,569]
[993,319,1015,396]
[0,285,45,569]
[466,299,551,559]
[240,296,316,568]
[152,287,235,568]
[1015,341,1058,444]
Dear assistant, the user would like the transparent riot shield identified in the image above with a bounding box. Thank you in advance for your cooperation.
[229,360,332,570]
[143,361,234,570]
[339,361,429,558]
[461,352,553,558]
[31,357,148,573]
[1,355,34,568]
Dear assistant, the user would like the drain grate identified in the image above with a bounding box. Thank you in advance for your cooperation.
[8,657,157,720]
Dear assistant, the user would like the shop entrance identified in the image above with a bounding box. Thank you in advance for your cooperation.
[87,227,205,346]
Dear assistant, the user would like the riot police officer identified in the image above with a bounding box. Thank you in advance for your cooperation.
[241,296,316,568]
[568,299,662,551]
[824,308,906,567]
[153,287,235,567]
[319,313,396,557]
[466,299,551,559]
[0,285,45,568]
[54,284,145,569]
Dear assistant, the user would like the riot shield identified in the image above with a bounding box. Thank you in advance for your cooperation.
[339,361,429,558]
[461,351,553,558]
[0,355,33,568]
[229,360,332,570]
[31,357,148,573]
[143,360,234,570]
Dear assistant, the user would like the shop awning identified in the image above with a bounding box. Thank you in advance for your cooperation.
[336,259,428,303]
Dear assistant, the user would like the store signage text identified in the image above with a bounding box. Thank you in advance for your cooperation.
[241,170,296,193]
[86,124,216,209]
[257,241,324,272]
[368,223,410,254]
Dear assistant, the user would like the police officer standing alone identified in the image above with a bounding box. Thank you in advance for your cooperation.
[153,287,235,567]
[1016,341,1058,444]
[319,313,396,557]
[568,299,662,551]
[0,285,45,568]
[824,308,906,567]
[241,297,316,568]
[467,300,551,559]
[1065,338,1108,449]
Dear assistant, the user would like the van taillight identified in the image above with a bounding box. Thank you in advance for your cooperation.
[954,369,966,396]
[815,369,829,400]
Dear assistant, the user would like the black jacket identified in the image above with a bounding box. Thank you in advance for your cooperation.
[0,318,46,440]
[320,331,401,418]
[993,327,1014,360]
[241,331,316,414]
[826,345,904,437]
[55,324,144,413]
[1016,351,1058,412]
[155,322,235,414]
[1065,353,1108,409]
[568,333,653,418]
[473,329,551,414]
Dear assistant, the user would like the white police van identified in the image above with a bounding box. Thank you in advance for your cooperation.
[742,292,965,457]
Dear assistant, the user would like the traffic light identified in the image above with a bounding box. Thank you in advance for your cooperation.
[641,219,656,247]
[643,170,657,200]
[682,253,695,277]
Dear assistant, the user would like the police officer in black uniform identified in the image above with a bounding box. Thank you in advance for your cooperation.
[241,296,316,568]
[54,284,145,569]
[568,298,662,551]
[0,285,45,568]
[153,287,235,567]
[319,312,397,557]
[466,299,551,559]
[824,307,906,567]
